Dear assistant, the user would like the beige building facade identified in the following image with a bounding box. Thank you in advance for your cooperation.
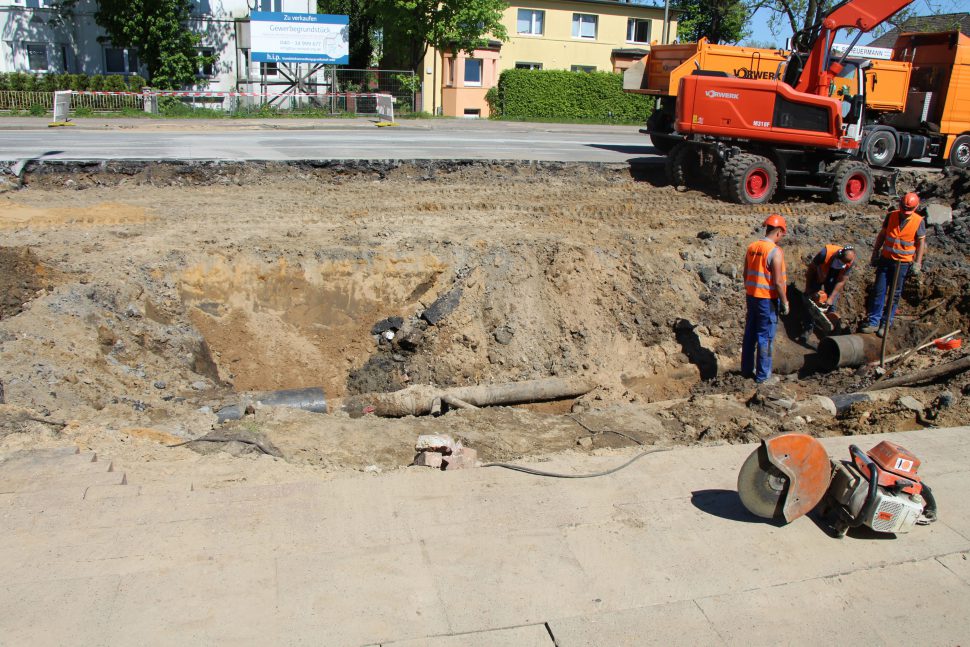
[420,0,676,117]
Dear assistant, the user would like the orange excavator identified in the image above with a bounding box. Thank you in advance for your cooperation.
[667,0,915,205]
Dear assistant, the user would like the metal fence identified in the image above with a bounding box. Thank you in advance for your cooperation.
[0,68,418,117]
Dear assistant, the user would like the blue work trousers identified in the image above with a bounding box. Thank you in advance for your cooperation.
[742,295,778,383]
[867,259,910,329]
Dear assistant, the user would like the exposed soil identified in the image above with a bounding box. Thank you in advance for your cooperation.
[1,160,968,485]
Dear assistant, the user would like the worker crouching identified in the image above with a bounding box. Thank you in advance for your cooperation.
[799,244,856,342]
[861,192,927,337]
[742,215,790,384]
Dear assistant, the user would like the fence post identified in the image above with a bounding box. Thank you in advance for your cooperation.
[142,87,158,114]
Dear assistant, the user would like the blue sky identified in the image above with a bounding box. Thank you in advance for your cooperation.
[742,0,966,48]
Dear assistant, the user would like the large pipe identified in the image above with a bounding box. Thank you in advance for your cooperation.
[818,334,884,369]
[216,386,327,422]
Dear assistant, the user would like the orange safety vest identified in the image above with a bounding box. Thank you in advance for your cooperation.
[881,210,922,261]
[816,244,853,282]
[745,239,787,299]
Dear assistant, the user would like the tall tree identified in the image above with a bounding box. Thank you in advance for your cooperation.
[675,0,748,44]
[317,0,377,69]
[375,0,509,71]
[90,0,211,88]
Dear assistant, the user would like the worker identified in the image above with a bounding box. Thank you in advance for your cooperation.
[798,244,856,342]
[742,214,789,384]
[861,192,926,337]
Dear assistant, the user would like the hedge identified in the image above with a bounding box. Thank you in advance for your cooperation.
[0,72,147,93]
[487,69,652,123]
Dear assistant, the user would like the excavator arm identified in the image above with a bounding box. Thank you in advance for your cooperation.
[793,0,914,95]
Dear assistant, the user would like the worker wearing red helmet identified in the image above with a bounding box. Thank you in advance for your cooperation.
[742,214,789,384]
[861,192,927,336]
[799,244,856,342]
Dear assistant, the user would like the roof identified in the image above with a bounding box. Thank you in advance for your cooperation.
[868,12,970,48]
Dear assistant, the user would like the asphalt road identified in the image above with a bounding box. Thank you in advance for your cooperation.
[0,125,658,163]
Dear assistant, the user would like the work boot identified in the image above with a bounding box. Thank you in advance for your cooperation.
[755,375,780,386]
[876,325,886,338]
[860,324,878,334]
[796,331,812,345]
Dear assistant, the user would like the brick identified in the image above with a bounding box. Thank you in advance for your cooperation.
[413,452,444,469]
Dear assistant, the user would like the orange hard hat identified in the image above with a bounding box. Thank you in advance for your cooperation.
[900,192,920,211]
[764,214,787,233]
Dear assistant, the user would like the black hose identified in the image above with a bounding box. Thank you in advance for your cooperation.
[482,447,670,479]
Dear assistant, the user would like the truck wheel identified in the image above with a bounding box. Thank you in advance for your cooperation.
[949,134,970,169]
[665,142,693,187]
[831,160,873,205]
[723,153,777,205]
[864,131,896,167]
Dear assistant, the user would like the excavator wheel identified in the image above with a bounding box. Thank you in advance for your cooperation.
[665,142,694,187]
[831,159,873,205]
[863,130,897,168]
[722,153,778,205]
[949,134,970,169]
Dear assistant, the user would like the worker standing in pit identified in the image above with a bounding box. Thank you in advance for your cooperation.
[861,192,926,337]
[742,215,790,384]
[798,244,856,343]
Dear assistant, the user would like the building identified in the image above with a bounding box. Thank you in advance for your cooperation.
[0,0,318,99]
[421,0,676,117]
[868,12,970,48]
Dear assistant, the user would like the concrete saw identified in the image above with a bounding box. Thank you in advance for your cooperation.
[737,433,938,537]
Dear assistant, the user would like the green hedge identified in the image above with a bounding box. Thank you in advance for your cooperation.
[0,72,147,93]
[487,69,652,123]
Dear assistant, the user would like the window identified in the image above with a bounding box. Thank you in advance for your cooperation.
[260,62,279,77]
[571,65,596,73]
[572,13,597,39]
[515,62,543,70]
[516,9,544,35]
[463,108,481,118]
[258,0,281,10]
[464,59,482,87]
[105,47,139,74]
[25,42,48,71]
[197,48,215,77]
[627,18,651,44]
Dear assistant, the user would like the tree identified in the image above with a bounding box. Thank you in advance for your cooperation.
[375,0,509,71]
[89,0,212,89]
[317,0,378,69]
[675,0,748,44]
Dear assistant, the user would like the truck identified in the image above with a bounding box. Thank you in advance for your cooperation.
[623,1,970,205]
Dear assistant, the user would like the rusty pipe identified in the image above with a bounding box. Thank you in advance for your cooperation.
[818,334,884,369]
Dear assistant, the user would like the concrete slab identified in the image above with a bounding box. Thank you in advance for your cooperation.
[549,599,724,647]
[380,624,553,647]
[275,542,451,646]
[937,551,970,585]
[696,557,970,646]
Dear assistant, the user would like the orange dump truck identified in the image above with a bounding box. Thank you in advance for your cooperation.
[624,33,970,168]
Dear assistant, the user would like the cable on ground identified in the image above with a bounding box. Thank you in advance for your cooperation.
[482,446,670,479]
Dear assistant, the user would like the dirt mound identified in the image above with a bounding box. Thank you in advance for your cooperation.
[0,247,54,320]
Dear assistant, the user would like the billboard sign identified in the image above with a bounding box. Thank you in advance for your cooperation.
[831,43,894,60]
[250,12,349,65]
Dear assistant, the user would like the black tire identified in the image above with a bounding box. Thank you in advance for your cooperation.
[722,153,778,205]
[831,159,873,205]
[864,130,897,167]
[665,142,692,187]
[948,134,970,169]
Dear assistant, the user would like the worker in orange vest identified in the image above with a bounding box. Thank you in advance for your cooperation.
[861,192,926,336]
[799,244,856,342]
[742,214,789,384]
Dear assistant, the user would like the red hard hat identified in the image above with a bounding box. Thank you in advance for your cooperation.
[764,214,787,233]
[901,192,920,211]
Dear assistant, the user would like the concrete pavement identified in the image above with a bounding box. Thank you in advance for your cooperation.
[2,428,969,646]
[0,118,656,163]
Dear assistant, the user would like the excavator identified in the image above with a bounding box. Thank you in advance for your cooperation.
[666,0,915,205]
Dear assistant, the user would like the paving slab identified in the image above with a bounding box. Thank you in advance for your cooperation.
[549,599,724,646]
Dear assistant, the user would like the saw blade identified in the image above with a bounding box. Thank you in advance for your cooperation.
[806,298,834,334]
[737,445,790,520]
